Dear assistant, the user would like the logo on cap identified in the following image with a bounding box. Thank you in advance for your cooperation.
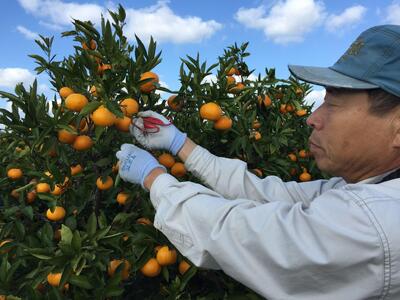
[337,38,364,63]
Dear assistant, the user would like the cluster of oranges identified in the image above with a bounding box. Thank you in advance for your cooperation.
[226,67,245,94]
[288,150,312,181]
[199,102,233,131]
[140,245,191,278]
[158,153,187,178]
[58,86,140,151]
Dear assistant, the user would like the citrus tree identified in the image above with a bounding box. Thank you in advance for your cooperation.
[0,5,325,299]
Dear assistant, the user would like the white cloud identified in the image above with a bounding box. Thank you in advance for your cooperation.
[0,68,36,89]
[125,2,222,44]
[201,74,217,85]
[17,0,106,28]
[17,25,39,40]
[17,0,221,44]
[325,5,366,32]
[247,74,258,82]
[158,80,170,98]
[304,88,325,110]
[235,0,325,44]
[384,3,400,24]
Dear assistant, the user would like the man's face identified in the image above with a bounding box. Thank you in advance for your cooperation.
[306,87,398,182]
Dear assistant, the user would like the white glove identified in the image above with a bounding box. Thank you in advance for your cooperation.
[130,111,187,155]
[116,144,166,188]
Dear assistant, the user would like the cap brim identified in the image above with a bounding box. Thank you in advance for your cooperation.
[288,65,379,89]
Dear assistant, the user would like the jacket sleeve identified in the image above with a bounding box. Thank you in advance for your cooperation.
[150,174,383,300]
[185,145,345,205]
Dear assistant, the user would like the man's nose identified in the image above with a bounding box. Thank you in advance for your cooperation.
[306,107,323,130]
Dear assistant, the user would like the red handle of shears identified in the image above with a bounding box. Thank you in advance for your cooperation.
[132,116,172,133]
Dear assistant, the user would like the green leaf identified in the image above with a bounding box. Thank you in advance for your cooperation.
[104,286,124,297]
[87,212,97,237]
[21,206,33,220]
[69,274,93,289]
[60,224,73,246]
[79,101,100,116]
[71,231,82,251]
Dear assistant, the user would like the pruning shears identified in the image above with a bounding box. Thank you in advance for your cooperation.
[132,116,172,134]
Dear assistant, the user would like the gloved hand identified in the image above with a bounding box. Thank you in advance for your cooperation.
[130,111,187,155]
[116,144,166,188]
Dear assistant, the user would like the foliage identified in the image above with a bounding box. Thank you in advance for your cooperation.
[0,5,326,299]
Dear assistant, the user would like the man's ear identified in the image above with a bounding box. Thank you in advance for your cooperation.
[393,110,400,148]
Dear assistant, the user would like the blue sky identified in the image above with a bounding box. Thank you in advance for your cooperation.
[0,0,399,110]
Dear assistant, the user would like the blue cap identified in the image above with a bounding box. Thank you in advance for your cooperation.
[288,25,400,97]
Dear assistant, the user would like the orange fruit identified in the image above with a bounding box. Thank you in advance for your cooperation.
[136,217,152,225]
[82,39,96,50]
[44,171,53,179]
[275,91,284,100]
[252,119,261,129]
[199,103,222,121]
[58,127,77,144]
[299,150,309,158]
[108,259,131,280]
[299,171,312,182]
[226,76,235,86]
[171,162,186,177]
[120,98,139,117]
[115,116,131,132]
[156,246,177,266]
[59,87,74,99]
[286,104,295,112]
[296,109,307,117]
[89,85,98,97]
[226,67,240,76]
[46,206,66,221]
[47,272,62,287]
[51,185,63,196]
[288,153,297,162]
[252,168,263,177]
[70,164,83,176]
[158,153,175,168]
[178,260,191,275]
[10,189,20,199]
[91,105,116,126]
[140,258,161,277]
[0,239,13,254]
[96,176,113,190]
[258,95,272,107]
[251,131,262,141]
[65,93,88,112]
[139,71,159,93]
[295,87,303,96]
[116,192,129,205]
[72,135,93,151]
[26,191,36,204]
[279,104,287,114]
[36,183,50,193]
[79,119,89,133]
[229,82,245,94]
[97,63,112,75]
[7,168,23,180]
[214,116,232,130]
[167,95,182,111]
[112,162,120,174]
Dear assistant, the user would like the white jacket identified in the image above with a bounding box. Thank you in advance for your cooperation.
[149,146,400,300]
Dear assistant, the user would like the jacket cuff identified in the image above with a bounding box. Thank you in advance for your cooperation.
[184,145,213,176]
[149,173,180,209]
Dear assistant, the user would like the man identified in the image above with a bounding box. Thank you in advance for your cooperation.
[116,25,400,299]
